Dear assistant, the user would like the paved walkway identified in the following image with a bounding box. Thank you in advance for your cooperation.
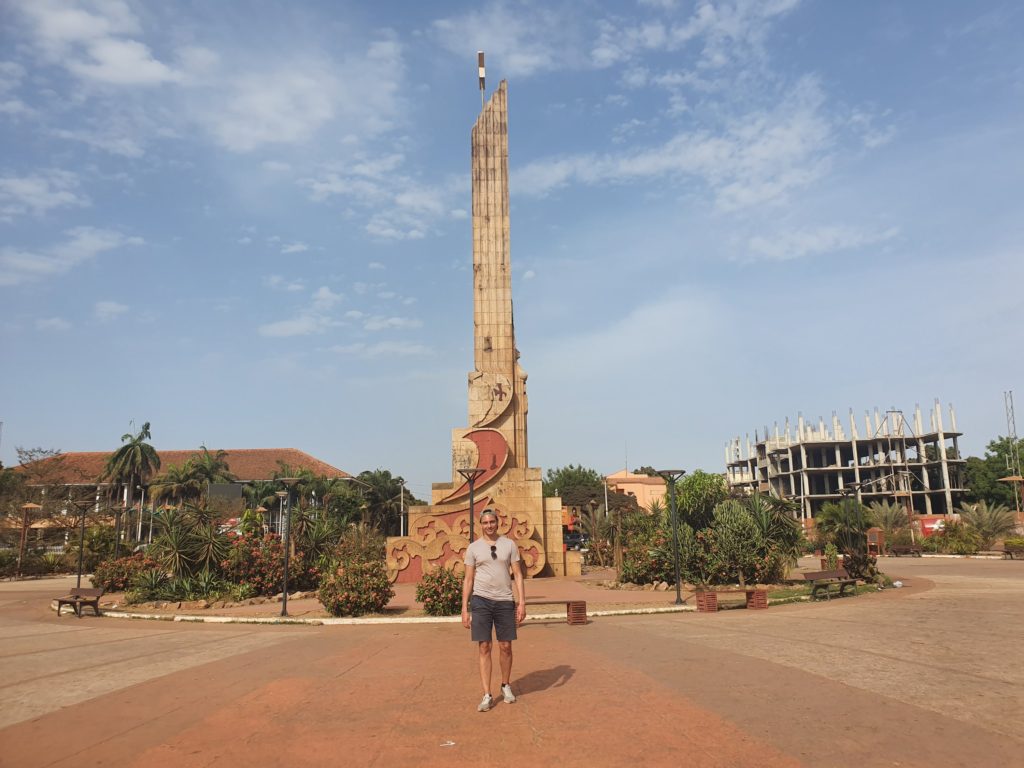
[0,557,1021,767]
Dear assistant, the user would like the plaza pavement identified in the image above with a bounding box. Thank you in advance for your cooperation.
[0,556,1021,767]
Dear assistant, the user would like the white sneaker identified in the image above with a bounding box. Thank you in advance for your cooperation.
[501,683,516,704]
[477,694,493,712]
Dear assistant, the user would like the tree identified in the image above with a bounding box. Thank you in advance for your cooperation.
[711,501,760,586]
[676,470,728,530]
[356,469,422,536]
[102,422,161,553]
[963,436,1024,508]
[542,464,604,498]
[867,501,908,544]
[957,501,1017,549]
[188,446,236,494]
[150,463,200,507]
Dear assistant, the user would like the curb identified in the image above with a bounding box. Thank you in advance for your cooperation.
[58,603,695,625]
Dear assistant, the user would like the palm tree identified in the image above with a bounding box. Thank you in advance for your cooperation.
[150,463,200,507]
[103,422,161,555]
[867,501,908,545]
[957,501,1017,549]
[357,469,408,535]
[187,446,236,500]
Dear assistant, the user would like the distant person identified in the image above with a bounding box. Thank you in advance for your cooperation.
[462,508,526,711]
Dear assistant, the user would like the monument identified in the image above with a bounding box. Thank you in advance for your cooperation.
[385,65,565,583]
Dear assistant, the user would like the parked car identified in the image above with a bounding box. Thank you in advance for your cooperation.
[563,530,590,550]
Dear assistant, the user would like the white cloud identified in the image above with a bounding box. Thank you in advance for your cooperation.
[0,170,88,220]
[258,315,329,338]
[50,127,145,157]
[94,300,129,320]
[36,316,71,331]
[258,285,343,337]
[592,0,801,70]
[261,160,292,172]
[190,38,404,153]
[18,0,180,85]
[311,286,342,310]
[514,75,833,211]
[299,155,461,241]
[522,269,536,280]
[367,261,385,270]
[281,242,309,254]
[363,315,422,331]
[264,274,304,292]
[432,3,579,77]
[331,340,432,358]
[0,61,32,116]
[0,227,142,286]
[746,225,899,261]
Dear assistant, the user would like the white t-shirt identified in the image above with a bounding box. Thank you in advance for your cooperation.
[464,535,520,601]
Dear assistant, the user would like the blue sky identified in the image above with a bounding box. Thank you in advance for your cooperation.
[1,0,1022,499]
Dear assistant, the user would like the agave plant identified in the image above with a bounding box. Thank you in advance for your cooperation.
[191,523,229,573]
[957,501,1017,549]
[151,513,196,578]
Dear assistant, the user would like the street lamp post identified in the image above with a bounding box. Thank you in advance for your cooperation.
[457,468,486,543]
[656,470,687,605]
[277,478,301,617]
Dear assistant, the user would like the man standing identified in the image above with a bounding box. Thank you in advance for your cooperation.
[462,508,526,712]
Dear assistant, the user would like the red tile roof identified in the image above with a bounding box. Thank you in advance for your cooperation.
[15,448,350,485]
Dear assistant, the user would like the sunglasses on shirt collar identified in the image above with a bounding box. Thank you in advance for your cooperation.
[490,545,497,559]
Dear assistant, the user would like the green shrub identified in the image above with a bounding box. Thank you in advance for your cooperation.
[1004,537,1024,551]
[415,565,463,616]
[126,568,171,604]
[824,543,839,570]
[318,559,394,617]
[334,524,386,565]
[41,552,67,573]
[92,553,162,592]
[930,520,981,554]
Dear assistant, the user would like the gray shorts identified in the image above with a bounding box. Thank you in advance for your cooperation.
[470,595,517,643]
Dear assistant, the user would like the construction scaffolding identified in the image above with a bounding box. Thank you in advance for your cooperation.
[725,400,966,521]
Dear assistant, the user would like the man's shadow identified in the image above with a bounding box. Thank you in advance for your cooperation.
[515,665,575,695]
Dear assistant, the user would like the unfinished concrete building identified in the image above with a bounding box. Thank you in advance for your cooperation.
[725,401,966,521]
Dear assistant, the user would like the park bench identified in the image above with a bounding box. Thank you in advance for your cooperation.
[695,587,768,612]
[1003,545,1024,560]
[889,544,923,557]
[56,587,104,618]
[802,569,858,601]
[525,599,587,625]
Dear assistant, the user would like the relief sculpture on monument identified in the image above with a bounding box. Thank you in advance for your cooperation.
[385,77,565,584]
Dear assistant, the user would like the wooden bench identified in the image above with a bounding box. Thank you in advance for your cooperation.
[56,587,104,618]
[525,599,587,625]
[1004,547,1024,560]
[889,544,923,557]
[695,588,768,612]
[802,569,858,601]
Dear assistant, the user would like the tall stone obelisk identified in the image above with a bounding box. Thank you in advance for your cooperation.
[384,79,565,583]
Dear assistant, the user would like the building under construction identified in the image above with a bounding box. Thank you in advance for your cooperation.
[725,401,966,521]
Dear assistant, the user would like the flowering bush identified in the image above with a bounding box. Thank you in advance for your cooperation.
[318,559,394,617]
[92,553,162,592]
[415,565,463,616]
[221,532,286,596]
